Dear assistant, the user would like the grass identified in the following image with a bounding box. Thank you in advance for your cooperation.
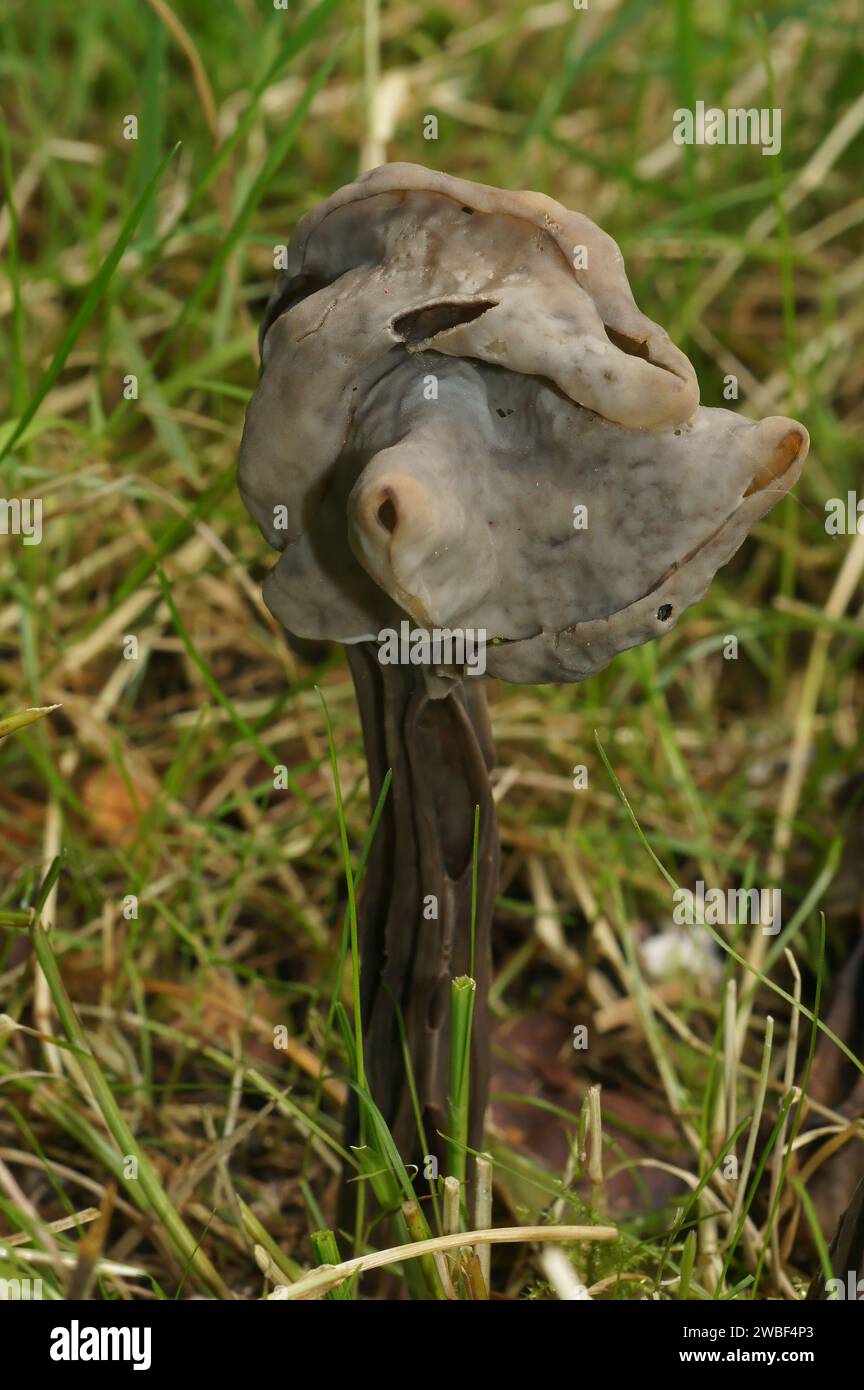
[0,0,862,1301]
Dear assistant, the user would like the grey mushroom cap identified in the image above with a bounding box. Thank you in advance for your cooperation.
[238,162,808,685]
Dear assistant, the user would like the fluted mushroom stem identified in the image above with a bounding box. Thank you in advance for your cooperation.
[343,643,499,1183]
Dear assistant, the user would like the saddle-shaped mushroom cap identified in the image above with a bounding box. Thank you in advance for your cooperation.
[239,163,808,684]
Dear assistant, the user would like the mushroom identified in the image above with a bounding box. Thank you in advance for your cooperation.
[238,162,808,1178]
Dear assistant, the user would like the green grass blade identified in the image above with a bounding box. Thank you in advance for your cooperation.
[0,142,180,466]
[792,1177,835,1289]
[0,119,27,417]
[0,704,60,740]
[447,975,475,1187]
[310,1229,353,1299]
[154,47,341,368]
[29,920,231,1299]
[189,0,346,206]
[595,732,864,1076]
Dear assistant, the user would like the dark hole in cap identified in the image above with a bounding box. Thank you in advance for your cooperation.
[657,603,673,622]
[604,324,651,360]
[377,496,398,533]
[392,298,497,346]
